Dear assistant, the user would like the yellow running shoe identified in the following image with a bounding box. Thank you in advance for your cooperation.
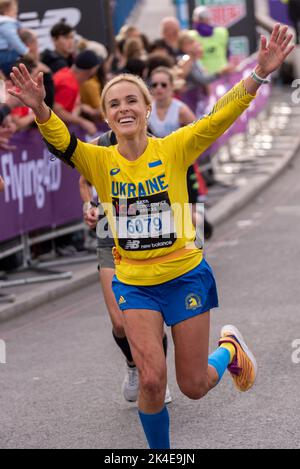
[219,325,258,392]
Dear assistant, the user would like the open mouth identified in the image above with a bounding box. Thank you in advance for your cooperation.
[118,117,136,125]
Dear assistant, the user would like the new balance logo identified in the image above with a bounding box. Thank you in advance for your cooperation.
[125,240,140,250]
[19,8,81,51]
[119,296,126,305]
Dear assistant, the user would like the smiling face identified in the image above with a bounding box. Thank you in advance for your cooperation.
[104,81,151,139]
[150,71,173,102]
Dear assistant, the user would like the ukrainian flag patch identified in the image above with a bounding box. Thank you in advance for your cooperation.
[148,160,162,168]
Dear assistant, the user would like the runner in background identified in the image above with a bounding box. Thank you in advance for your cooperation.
[79,131,172,405]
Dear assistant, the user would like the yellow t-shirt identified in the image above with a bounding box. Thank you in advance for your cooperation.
[37,81,255,286]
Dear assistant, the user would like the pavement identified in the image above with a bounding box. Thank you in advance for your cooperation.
[131,0,176,40]
[2,141,300,449]
[0,85,300,324]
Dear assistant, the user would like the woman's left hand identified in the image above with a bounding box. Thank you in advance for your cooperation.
[257,24,294,77]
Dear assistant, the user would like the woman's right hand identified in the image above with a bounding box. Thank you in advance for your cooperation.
[7,64,47,115]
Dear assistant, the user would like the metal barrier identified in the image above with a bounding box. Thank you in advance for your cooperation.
[0,54,272,303]
[0,222,97,303]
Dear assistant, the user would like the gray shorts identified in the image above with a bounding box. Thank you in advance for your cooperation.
[97,246,115,270]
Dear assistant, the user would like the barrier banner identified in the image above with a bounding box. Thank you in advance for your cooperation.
[180,59,271,152]
[0,127,85,243]
[0,69,271,244]
[18,0,111,51]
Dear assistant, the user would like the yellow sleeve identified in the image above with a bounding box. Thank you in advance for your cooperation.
[165,81,255,169]
[36,111,106,185]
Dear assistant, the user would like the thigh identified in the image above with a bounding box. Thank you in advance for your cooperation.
[123,309,165,373]
[172,311,210,384]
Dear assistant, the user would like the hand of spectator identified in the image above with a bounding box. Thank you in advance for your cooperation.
[0,136,16,151]
[7,64,46,113]
[80,103,97,116]
[0,121,17,150]
[257,24,294,77]
[84,206,99,230]
[0,175,4,192]
[80,118,98,136]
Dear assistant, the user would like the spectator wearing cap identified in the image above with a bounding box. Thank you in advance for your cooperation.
[189,6,229,74]
[0,0,28,76]
[53,50,101,135]
[41,21,75,74]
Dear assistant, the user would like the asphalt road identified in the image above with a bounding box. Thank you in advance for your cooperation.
[1,150,300,449]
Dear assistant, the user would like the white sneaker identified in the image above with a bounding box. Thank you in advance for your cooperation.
[122,364,173,404]
[122,364,139,402]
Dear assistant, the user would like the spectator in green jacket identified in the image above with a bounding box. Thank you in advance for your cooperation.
[189,5,230,74]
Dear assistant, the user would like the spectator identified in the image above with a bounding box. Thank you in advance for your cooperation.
[160,17,181,59]
[80,59,106,119]
[0,115,16,149]
[177,30,232,114]
[19,29,55,107]
[41,21,75,74]
[145,52,175,80]
[53,50,101,135]
[123,58,146,78]
[123,37,147,62]
[190,5,229,74]
[0,0,28,76]
[149,39,175,58]
[148,66,195,137]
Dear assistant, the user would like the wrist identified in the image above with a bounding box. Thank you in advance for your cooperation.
[34,102,51,123]
[255,66,269,79]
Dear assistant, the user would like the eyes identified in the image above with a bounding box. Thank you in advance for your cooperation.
[109,97,138,108]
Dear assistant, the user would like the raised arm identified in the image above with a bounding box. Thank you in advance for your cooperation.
[8,64,106,185]
[169,24,294,168]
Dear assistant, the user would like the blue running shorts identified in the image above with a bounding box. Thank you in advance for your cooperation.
[112,259,219,326]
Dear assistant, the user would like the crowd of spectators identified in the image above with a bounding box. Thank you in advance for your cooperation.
[0,2,234,150]
[0,1,237,263]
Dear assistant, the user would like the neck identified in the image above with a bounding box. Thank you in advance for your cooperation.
[56,48,69,59]
[117,131,149,161]
[156,96,172,109]
[72,68,86,84]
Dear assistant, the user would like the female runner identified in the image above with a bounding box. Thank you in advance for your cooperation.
[9,24,294,449]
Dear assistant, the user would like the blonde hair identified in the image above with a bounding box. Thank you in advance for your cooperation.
[178,30,194,51]
[0,0,17,15]
[100,74,152,117]
[123,37,144,61]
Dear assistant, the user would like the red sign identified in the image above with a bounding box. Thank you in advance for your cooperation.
[209,4,246,27]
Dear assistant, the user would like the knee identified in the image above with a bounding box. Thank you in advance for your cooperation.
[140,367,166,398]
[179,377,209,401]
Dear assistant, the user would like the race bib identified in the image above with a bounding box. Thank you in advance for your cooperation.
[113,192,177,251]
